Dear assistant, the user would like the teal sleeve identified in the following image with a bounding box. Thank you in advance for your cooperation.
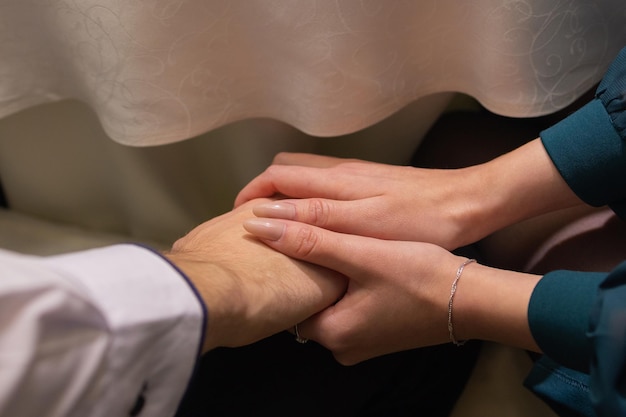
[540,46,626,218]
[527,262,626,416]
[528,270,606,372]
[587,261,626,416]
[530,46,626,417]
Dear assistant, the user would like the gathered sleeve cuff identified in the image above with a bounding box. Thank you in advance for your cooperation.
[528,262,626,416]
[587,261,626,416]
[540,46,626,218]
[528,270,606,372]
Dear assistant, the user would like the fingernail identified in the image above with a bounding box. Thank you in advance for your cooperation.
[243,218,286,241]
[252,202,296,219]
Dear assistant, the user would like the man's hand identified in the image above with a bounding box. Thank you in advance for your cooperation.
[165,199,347,353]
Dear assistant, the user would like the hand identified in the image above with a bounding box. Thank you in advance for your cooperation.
[243,216,541,364]
[242,215,465,364]
[165,199,347,353]
[235,153,480,249]
[235,141,584,250]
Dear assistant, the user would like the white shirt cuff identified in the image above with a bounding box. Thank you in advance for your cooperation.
[0,244,205,417]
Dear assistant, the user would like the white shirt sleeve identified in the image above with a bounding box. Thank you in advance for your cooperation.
[0,244,206,417]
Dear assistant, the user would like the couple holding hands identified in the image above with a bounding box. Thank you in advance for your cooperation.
[182,46,626,417]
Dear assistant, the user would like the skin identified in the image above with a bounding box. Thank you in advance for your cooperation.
[164,198,347,353]
[243,217,541,365]
[236,138,588,363]
[235,139,585,250]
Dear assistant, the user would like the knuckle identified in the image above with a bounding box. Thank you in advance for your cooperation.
[306,198,331,226]
[293,226,322,258]
[264,164,281,178]
[319,326,356,364]
[272,152,289,164]
[334,353,360,366]
[171,239,184,252]
[170,233,192,252]
[327,335,361,366]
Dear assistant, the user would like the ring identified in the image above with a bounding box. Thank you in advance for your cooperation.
[294,324,308,344]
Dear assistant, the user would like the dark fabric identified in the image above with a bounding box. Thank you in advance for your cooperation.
[0,179,7,208]
[588,262,626,417]
[540,46,626,218]
[528,270,605,373]
[540,99,626,213]
[524,356,594,417]
[596,47,626,139]
[525,46,626,417]
[175,332,481,417]
[525,263,626,417]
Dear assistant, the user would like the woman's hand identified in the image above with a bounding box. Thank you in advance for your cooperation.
[235,140,585,250]
[242,215,463,364]
[243,216,542,364]
[236,153,488,250]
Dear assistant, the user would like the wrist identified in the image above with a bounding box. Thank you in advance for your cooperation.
[163,253,243,352]
[447,258,476,346]
[444,164,502,247]
[479,139,584,230]
[451,261,541,351]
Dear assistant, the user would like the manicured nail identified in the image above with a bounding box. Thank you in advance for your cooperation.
[243,218,286,241]
[252,202,296,219]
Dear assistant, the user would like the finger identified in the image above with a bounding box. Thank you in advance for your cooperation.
[296,301,341,340]
[292,303,340,342]
[272,152,359,168]
[242,218,379,278]
[251,198,390,238]
[292,309,323,343]
[234,165,360,207]
[297,301,371,366]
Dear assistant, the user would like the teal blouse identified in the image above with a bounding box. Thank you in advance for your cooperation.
[525,46,626,417]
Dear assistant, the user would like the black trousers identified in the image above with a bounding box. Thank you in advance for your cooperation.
[176,332,480,417]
